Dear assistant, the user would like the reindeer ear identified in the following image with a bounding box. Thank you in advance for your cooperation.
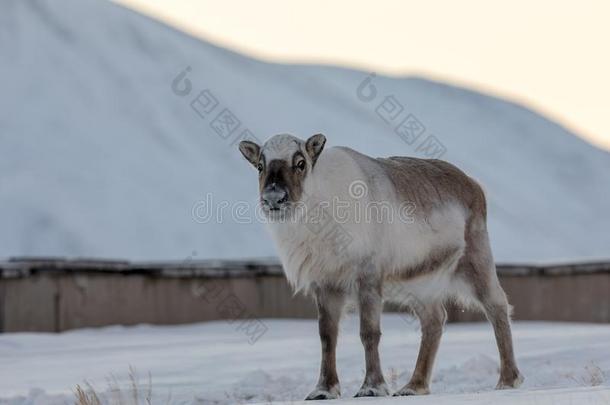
[239,140,261,168]
[305,133,326,165]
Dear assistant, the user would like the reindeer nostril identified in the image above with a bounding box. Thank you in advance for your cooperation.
[262,189,288,210]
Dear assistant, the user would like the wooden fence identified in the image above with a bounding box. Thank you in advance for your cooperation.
[1,258,608,332]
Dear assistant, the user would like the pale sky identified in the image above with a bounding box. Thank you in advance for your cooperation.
[115,0,610,151]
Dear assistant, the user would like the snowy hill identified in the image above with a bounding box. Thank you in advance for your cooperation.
[1,0,610,262]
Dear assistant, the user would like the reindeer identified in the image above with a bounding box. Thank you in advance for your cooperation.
[238,133,523,400]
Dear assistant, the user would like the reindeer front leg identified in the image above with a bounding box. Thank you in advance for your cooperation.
[305,286,345,400]
[354,272,390,397]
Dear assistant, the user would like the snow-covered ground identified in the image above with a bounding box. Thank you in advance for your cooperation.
[1,0,610,263]
[1,315,608,404]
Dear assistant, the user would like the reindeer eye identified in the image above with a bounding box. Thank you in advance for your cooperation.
[296,160,306,171]
[257,163,263,172]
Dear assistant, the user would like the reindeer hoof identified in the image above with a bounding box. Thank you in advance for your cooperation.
[496,372,524,390]
[354,383,390,397]
[393,384,430,396]
[305,385,340,400]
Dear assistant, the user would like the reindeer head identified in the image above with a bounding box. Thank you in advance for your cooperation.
[239,133,326,219]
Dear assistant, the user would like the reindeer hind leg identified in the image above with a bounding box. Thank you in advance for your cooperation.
[456,223,523,389]
[394,301,446,396]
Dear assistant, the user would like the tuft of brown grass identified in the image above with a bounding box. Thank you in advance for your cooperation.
[584,361,604,386]
[386,367,400,391]
[74,367,156,405]
[75,381,102,405]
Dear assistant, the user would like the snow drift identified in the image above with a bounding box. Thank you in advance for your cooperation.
[1,0,610,262]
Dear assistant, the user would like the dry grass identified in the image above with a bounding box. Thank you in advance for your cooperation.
[584,361,604,386]
[74,366,154,405]
[75,382,102,405]
[566,360,606,388]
